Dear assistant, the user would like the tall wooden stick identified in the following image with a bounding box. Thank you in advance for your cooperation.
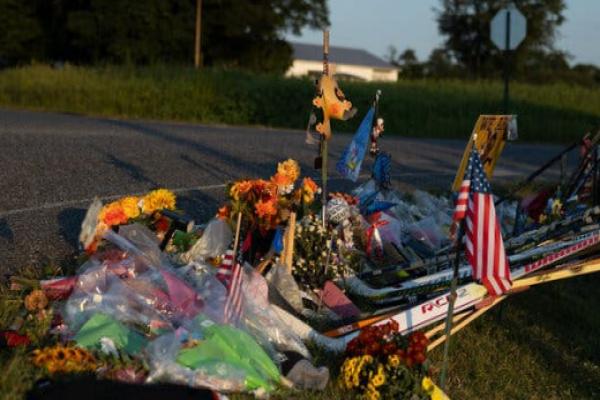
[194,0,203,68]
[231,212,243,260]
[320,30,330,227]
[283,212,297,273]
[439,225,464,390]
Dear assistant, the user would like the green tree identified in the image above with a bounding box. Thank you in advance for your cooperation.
[425,47,460,78]
[436,0,566,78]
[202,0,328,73]
[0,0,42,66]
[59,0,328,72]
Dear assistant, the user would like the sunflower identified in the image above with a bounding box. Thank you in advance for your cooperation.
[119,196,141,219]
[142,189,176,214]
[277,159,300,181]
[371,364,386,387]
[31,345,97,374]
[387,355,400,368]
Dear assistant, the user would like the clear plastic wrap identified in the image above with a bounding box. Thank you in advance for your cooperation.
[240,267,310,359]
[265,264,304,313]
[182,218,233,262]
[404,216,448,255]
[145,330,249,392]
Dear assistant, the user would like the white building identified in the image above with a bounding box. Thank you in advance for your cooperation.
[286,42,398,82]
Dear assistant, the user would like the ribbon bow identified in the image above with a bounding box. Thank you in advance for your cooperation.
[366,212,389,258]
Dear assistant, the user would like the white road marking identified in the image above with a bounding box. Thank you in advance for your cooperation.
[0,171,471,218]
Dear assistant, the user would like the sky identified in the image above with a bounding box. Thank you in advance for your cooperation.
[285,0,600,66]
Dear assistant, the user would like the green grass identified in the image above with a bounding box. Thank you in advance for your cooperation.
[2,269,599,399]
[0,64,599,142]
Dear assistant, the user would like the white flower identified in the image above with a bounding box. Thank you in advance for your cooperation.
[100,337,119,357]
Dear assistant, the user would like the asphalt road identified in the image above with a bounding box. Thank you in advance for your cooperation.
[0,108,574,272]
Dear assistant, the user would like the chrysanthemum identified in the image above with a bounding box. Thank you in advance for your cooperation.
[142,189,176,214]
[119,196,140,219]
[230,180,253,200]
[302,177,318,193]
[277,159,300,181]
[255,199,277,218]
[99,202,128,226]
[24,290,48,312]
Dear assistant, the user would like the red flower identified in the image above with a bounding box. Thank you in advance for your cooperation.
[413,351,426,364]
[368,342,381,354]
[383,343,397,355]
[155,216,171,232]
[2,331,30,347]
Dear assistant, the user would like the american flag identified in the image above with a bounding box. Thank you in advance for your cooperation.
[459,148,512,296]
[216,249,244,324]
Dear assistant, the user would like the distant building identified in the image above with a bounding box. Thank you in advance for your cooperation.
[287,42,398,82]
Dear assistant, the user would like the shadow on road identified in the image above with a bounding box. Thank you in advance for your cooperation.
[58,208,87,251]
[0,218,13,242]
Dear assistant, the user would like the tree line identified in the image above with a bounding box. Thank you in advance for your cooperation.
[0,0,598,85]
[0,0,328,72]
[387,0,600,86]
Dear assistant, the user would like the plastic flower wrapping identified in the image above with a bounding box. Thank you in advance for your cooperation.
[0,159,470,397]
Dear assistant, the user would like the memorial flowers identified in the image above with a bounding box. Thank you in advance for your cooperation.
[340,322,432,399]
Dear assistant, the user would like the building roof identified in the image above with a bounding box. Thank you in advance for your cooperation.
[290,42,394,69]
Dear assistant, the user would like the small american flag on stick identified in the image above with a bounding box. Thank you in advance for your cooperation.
[455,147,512,296]
[218,212,245,324]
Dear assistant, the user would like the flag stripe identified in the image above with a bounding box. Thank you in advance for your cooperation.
[461,148,512,297]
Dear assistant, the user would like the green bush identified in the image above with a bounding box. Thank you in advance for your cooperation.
[0,64,598,142]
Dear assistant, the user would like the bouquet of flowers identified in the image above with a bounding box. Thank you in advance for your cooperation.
[340,321,433,400]
[220,159,319,231]
[83,188,178,253]
[292,214,358,292]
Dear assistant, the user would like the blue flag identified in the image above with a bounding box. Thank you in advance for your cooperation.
[336,107,374,181]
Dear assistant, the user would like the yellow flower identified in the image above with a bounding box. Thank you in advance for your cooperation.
[24,289,48,311]
[119,196,140,219]
[365,384,381,400]
[142,189,176,214]
[552,199,563,216]
[422,376,434,393]
[371,365,385,387]
[388,355,400,368]
[277,159,300,181]
[31,345,97,374]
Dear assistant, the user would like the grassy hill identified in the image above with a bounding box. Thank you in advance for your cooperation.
[0,64,598,143]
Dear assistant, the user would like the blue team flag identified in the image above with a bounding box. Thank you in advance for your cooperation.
[336,106,375,181]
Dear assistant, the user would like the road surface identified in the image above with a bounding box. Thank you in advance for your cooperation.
[0,108,573,272]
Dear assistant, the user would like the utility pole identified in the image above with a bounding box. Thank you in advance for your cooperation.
[194,0,203,68]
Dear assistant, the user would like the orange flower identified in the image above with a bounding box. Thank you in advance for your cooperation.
[230,180,253,200]
[271,172,293,188]
[255,199,278,218]
[253,179,277,200]
[24,290,48,312]
[99,202,128,226]
[302,177,318,193]
[217,205,230,220]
